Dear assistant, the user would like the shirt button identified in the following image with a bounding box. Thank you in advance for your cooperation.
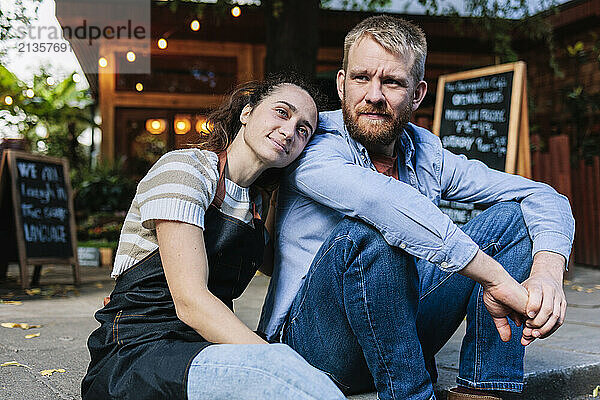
[440,261,449,268]
[400,243,407,249]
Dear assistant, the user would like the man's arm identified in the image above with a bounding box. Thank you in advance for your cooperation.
[441,148,574,264]
[288,132,528,340]
[288,132,480,272]
[439,149,574,342]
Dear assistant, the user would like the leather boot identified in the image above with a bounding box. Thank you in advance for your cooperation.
[447,387,502,400]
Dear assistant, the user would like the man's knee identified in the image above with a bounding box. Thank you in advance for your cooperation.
[331,217,399,256]
[486,201,525,229]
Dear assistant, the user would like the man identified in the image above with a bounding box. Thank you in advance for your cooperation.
[259,15,574,400]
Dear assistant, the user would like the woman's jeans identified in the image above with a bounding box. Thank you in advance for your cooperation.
[186,343,346,399]
[283,202,532,400]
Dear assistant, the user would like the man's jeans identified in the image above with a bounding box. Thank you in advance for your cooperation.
[282,202,532,400]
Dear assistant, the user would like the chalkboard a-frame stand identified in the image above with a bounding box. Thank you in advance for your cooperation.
[432,61,531,177]
[0,150,80,289]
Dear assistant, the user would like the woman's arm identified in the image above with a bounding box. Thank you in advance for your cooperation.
[156,220,267,344]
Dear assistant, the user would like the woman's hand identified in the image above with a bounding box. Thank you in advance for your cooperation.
[156,220,267,344]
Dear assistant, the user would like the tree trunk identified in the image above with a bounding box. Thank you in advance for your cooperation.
[263,0,321,79]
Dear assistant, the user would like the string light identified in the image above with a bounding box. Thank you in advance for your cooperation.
[231,6,241,17]
[145,119,166,135]
[72,73,81,83]
[98,57,108,68]
[46,76,55,85]
[157,38,168,49]
[135,82,144,92]
[26,89,35,98]
[4,95,13,105]
[126,51,136,62]
[174,117,191,135]
[190,20,200,31]
[196,117,211,135]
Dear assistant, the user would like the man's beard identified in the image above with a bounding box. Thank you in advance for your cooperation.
[342,97,412,148]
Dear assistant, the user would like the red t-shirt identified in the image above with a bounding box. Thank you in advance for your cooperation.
[369,152,399,180]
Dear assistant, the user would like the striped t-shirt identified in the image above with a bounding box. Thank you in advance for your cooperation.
[111,149,262,278]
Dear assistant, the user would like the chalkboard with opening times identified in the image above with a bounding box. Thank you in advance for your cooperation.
[437,71,513,171]
[433,61,530,176]
[0,150,79,288]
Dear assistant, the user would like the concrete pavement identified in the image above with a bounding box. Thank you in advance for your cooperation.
[0,263,599,399]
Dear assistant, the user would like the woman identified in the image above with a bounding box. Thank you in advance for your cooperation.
[81,76,345,400]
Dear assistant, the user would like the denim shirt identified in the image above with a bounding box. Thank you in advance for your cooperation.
[259,109,575,341]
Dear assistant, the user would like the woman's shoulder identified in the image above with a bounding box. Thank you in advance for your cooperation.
[153,148,218,171]
[146,149,219,181]
[138,149,220,196]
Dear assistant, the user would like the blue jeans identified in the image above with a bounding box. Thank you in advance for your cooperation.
[187,343,346,399]
[283,202,532,400]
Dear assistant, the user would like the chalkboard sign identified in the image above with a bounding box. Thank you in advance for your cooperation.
[433,62,530,176]
[0,150,79,288]
[432,62,531,226]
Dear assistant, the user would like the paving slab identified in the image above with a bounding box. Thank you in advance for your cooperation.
[1,264,599,399]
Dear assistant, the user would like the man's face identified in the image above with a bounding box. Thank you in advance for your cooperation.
[337,36,426,149]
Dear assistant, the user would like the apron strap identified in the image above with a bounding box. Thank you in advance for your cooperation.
[211,151,228,209]
[212,150,262,223]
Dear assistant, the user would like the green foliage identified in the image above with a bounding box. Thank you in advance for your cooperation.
[0,0,42,58]
[77,211,124,243]
[0,65,95,172]
[73,158,137,215]
[78,239,119,250]
[562,37,600,162]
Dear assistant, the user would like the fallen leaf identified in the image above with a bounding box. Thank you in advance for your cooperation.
[94,283,104,289]
[1,323,41,330]
[25,333,40,339]
[586,289,594,293]
[1,361,31,369]
[40,369,66,376]
[25,288,41,296]
[593,385,599,397]
[595,285,600,289]
[563,280,572,285]
[0,300,22,305]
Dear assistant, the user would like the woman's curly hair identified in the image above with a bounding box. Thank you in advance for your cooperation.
[200,72,324,192]
[201,72,323,154]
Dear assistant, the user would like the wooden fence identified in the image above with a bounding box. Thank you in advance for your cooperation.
[531,134,600,267]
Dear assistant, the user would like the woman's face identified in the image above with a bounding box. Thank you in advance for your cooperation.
[240,84,318,169]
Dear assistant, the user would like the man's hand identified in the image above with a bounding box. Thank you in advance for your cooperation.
[482,280,528,342]
[520,251,567,346]
[461,250,529,342]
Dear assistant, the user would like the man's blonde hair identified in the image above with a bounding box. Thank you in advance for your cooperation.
[342,15,427,86]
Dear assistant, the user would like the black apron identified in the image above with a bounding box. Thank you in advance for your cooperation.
[82,151,265,400]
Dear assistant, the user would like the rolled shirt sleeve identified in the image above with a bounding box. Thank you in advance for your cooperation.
[440,149,574,263]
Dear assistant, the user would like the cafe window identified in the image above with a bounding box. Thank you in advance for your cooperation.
[115,54,238,94]
[115,108,211,178]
